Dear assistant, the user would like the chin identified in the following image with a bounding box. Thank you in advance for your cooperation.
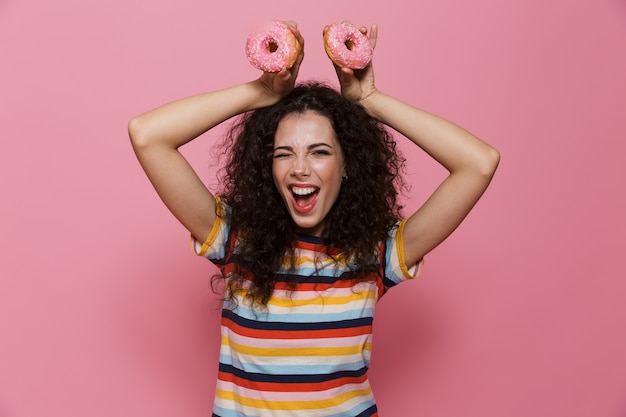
[294,219,325,236]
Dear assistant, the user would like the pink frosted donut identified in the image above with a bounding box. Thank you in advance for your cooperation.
[245,21,301,73]
[324,21,373,69]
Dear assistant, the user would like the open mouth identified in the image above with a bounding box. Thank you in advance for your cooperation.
[290,185,319,210]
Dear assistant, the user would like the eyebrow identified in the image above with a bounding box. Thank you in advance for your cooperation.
[273,143,335,152]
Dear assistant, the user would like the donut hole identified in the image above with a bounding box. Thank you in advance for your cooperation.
[267,41,279,53]
[344,38,355,51]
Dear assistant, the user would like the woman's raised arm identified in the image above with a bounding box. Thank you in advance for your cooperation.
[129,82,277,241]
[332,23,500,267]
[363,92,500,267]
[129,24,304,242]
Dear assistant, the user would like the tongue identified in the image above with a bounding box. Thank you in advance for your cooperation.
[296,194,315,207]
[295,192,316,208]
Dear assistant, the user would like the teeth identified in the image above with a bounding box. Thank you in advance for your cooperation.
[292,186,317,196]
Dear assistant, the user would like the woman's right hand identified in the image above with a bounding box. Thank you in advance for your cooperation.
[257,22,305,101]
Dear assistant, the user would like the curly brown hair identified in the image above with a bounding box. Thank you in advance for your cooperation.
[214,82,406,305]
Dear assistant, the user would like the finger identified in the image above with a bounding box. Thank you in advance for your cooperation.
[338,68,361,100]
[369,24,378,49]
[291,38,305,73]
[339,67,357,90]
[332,60,344,80]
[341,67,355,80]
[290,55,304,78]
[286,22,304,49]
[273,69,294,95]
[286,22,304,76]
[279,68,292,81]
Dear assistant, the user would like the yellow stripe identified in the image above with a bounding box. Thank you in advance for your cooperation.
[268,290,376,308]
[195,196,224,256]
[281,254,350,267]
[395,218,412,279]
[222,337,371,357]
[395,218,425,279]
[230,288,376,308]
[215,386,372,410]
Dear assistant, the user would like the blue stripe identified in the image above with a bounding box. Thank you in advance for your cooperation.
[268,308,375,324]
[219,355,368,376]
[212,405,245,417]
[382,276,399,288]
[294,233,325,244]
[222,303,375,324]
[222,309,373,330]
[219,362,367,383]
[326,403,378,417]
[275,269,346,280]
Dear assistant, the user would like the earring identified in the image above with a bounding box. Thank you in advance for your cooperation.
[342,175,348,184]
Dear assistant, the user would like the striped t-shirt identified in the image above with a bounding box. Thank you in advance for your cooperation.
[193,199,422,417]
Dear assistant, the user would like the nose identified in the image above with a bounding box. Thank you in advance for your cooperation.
[291,154,310,178]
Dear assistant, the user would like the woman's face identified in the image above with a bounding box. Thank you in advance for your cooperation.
[272,111,345,237]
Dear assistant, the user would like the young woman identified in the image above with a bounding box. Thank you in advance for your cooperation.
[129,22,499,417]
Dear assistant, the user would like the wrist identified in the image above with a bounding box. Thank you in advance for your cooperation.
[358,89,384,118]
[243,79,283,111]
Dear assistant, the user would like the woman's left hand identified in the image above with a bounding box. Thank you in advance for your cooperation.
[326,23,379,105]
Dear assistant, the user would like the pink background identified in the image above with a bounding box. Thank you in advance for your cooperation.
[1,0,625,416]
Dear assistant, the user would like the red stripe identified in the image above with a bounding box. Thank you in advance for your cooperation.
[294,240,344,256]
[222,317,371,340]
[272,279,374,291]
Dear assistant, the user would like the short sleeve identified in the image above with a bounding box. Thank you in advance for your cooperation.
[382,219,424,291]
[190,196,232,264]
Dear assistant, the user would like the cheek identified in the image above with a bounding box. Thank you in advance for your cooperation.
[321,161,344,182]
[271,162,286,189]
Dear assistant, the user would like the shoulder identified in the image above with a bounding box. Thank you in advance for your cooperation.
[191,195,234,259]
[383,219,424,282]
